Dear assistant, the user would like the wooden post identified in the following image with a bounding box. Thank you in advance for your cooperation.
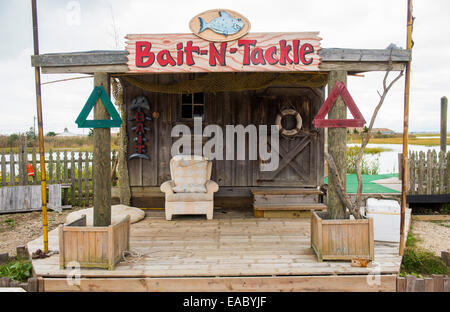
[93,73,111,226]
[327,71,347,219]
[400,0,413,256]
[441,96,447,153]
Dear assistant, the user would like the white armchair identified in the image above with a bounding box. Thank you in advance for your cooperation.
[160,155,219,220]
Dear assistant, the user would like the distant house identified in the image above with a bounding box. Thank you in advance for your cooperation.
[55,127,82,137]
[371,128,395,135]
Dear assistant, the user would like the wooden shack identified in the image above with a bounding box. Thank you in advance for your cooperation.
[29,9,413,292]
[31,11,411,214]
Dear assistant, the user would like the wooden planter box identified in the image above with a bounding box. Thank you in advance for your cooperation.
[311,211,374,261]
[58,214,130,270]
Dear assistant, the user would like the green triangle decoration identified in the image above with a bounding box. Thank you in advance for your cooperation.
[75,85,123,128]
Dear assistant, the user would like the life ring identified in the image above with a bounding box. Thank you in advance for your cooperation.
[275,109,302,136]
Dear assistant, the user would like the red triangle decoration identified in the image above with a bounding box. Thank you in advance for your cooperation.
[313,81,366,128]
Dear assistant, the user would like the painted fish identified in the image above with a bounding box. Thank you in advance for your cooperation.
[198,11,244,37]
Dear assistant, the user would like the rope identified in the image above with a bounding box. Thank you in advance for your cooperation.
[121,249,143,263]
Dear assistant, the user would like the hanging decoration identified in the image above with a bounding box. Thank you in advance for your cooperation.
[75,85,123,128]
[312,81,366,128]
[128,96,151,160]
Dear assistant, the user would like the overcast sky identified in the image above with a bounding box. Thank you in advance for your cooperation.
[0,0,449,135]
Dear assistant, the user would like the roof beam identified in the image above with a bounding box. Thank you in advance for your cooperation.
[31,48,411,74]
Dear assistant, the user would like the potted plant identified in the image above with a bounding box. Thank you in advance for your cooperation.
[311,68,403,262]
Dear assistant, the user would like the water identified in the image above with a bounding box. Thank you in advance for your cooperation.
[348,143,441,174]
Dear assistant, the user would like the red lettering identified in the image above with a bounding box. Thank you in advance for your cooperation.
[279,40,293,65]
[184,41,200,66]
[250,47,266,65]
[137,135,143,144]
[209,42,227,66]
[293,40,300,64]
[135,41,155,67]
[136,111,145,122]
[134,144,145,154]
[238,39,257,65]
[156,49,176,66]
[135,123,145,134]
[300,43,314,65]
[176,42,184,66]
[264,46,278,65]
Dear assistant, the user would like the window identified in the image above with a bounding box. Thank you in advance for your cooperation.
[181,93,204,119]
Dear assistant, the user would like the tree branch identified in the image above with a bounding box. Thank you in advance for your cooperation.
[354,68,404,210]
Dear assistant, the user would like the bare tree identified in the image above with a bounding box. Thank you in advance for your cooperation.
[326,65,404,219]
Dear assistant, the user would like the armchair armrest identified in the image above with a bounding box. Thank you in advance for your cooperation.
[160,180,175,194]
[206,180,219,194]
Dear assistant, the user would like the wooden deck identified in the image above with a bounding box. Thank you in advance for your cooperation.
[28,209,411,292]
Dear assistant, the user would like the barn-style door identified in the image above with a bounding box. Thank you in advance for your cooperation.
[256,91,323,187]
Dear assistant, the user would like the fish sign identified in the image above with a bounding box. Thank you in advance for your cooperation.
[128,96,151,160]
[312,81,366,128]
[189,9,250,42]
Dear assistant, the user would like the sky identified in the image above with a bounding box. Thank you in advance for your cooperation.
[0,0,449,135]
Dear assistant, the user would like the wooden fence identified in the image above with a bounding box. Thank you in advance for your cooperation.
[0,147,118,207]
[397,274,450,292]
[407,150,450,195]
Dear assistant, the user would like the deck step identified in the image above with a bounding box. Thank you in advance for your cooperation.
[251,188,323,196]
[254,203,327,211]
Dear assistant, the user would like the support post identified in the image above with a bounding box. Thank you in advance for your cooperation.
[400,0,413,256]
[327,71,348,219]
[441,96,447,153]
[93,73,111,226]
[31,0,48,253]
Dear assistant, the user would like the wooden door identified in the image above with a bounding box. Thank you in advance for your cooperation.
[256,89,324,187]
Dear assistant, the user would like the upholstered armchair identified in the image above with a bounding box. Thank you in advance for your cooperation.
[160,155,219,220]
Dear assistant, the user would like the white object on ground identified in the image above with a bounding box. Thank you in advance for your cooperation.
[0,288,26,292]
[366,198,400,243]
[65,204,145,226]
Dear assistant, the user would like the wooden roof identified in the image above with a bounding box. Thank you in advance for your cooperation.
[31,48,410,75]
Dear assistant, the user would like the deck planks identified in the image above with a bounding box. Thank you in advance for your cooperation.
[28,209,411,290]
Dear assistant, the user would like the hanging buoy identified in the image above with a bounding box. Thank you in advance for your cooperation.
[27,163,35,177]
[275,109,302,136]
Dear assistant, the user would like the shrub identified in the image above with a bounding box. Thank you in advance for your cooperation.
[346,146,380,175]
[0,261,32,282]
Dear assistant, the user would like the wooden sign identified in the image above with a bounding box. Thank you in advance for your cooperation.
[129,96,151,160]
[75,86,122,128]
[125,32,322,73]
[189,9,250,42]
[312,81,366,128]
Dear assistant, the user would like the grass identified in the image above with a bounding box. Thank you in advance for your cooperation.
[3,218,15,227]
[0,134,119,151]
[348,135,450,146]
[430,220,450,229]
[0,260,33,282]
[400,231,448,277]
[346,146,380,175]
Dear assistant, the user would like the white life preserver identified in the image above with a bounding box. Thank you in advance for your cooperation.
[275,109,302,136]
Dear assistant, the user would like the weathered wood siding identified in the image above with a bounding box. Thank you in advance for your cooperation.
[124,73,324,188]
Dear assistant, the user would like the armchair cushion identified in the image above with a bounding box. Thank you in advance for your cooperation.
[166,192,213,202]
[172,184,207,193]
[172,158,208,187]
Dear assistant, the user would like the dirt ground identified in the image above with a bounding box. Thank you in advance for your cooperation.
[411,220,450,256]
[0,207,83,257]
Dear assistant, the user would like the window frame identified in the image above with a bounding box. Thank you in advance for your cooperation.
[179,92,205,121]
